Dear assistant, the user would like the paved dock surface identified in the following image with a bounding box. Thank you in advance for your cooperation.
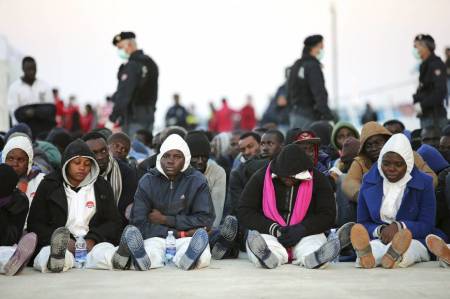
[1,258,449,299]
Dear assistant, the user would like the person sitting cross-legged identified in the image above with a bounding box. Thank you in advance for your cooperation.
[237,144,348,269]
[350,134,448,269]
[110,134,215,271]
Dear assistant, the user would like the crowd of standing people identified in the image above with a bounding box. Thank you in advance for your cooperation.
[1,31,450,276]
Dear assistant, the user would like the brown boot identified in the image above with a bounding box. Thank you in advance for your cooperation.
[426,234,450,266]
[381,229,412,269]
[350,224,375,269]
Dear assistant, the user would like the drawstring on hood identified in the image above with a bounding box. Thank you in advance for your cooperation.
[61,139,100,188]
[156,134,191,178]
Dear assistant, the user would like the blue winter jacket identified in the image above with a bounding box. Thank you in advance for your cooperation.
[131,167,215,239]
[357,165,448,245]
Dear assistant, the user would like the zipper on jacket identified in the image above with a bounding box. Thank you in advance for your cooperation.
[170,180,174,190]
[286,186,294,224]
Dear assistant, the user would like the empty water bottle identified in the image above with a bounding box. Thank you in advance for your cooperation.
[165,231,176,265]
[74,236,87,268]
[328,228,339,263]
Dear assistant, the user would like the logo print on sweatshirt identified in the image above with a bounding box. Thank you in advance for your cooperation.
[86,201,95,208]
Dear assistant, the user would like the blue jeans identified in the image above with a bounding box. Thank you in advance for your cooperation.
[420,116,447,130]
[123,105,155,136]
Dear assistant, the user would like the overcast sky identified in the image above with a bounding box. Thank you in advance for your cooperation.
[1,0,449,129]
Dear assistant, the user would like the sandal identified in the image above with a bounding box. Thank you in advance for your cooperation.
[426,234,450,266]
[381,229,412,269]
[350,224,375,269]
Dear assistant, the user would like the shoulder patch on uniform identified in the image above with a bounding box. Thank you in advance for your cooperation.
[298,67,305,79]
[121,73,128,81]
[434,69,441,76]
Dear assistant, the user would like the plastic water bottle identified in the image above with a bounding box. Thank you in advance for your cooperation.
[74,236,87,268]
[165,231,176,265]
[328,228,339,263]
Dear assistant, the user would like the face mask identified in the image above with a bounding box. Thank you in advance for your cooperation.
[118,49,130,60]
[412,48,421,61]
[317,49,324,61]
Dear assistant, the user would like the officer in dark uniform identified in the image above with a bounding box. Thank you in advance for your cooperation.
[287,34,333,129]
[110,31,159,136]
[413,34,448,129]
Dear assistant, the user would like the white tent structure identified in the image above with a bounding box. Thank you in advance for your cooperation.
[0,35,23,132]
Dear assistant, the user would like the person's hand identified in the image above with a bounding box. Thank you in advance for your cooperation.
[329,170,340,183]
[85,239,96,252]
[125,203,133,220]
[105,120,115,130]
[277,224,306,247]
[68,239,76,254]
[380,223,398,244]
[148,209,167,225]
[414,102,422,117]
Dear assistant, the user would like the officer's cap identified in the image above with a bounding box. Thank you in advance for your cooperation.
[414,34,435,51]
[112,31,136,46]
[304,35,323,48]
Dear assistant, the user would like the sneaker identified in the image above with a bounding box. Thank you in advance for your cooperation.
[426,234,450,267]
[211,215,238,260]
[47,227,70,273]
[112,225,133,270]
[179,229,209,270]
[4,233,38,276]
[303,237,340,269]
[350,224,375,269]
[122,225,151,271]
[246,230,279,269]
[337,222,355,249]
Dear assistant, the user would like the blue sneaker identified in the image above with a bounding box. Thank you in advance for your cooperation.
[246,230,279,269]
[123,225,151,271]
[112,225,133,270]
[179,229,209,270]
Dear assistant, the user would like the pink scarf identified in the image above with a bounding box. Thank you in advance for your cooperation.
[262,164,313,227]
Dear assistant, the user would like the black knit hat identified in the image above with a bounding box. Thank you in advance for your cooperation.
[271,144,313,177]
[62,139,96,166]
[383,119,405,131]
[0,164,19,198]
[185,131,211,157]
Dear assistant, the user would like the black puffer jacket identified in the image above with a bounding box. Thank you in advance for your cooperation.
[27,139,122,253]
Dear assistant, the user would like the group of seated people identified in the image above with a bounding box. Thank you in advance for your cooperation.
[1,118,450,276]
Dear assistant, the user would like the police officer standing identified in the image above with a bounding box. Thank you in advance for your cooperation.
[287,34,333,129]
[413,34,448,129]
[109,31,159,136]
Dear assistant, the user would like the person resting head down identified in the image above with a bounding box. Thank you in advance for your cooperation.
[237,144,353,269]
[349,133,448,269]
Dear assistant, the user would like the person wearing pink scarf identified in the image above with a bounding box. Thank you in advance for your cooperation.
[238,144,348,269]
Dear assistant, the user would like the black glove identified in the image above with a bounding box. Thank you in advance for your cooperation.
[277,223,307,247]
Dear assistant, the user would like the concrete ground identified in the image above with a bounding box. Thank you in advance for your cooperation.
[1,257,449,299]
